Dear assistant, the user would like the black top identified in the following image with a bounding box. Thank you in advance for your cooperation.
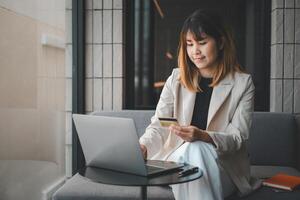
[191,77,213,130]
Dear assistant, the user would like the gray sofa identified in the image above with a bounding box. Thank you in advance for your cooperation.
[53,111,300,200]
[0,109,65,200]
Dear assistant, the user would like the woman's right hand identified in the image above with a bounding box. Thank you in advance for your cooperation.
[140,144,147,160]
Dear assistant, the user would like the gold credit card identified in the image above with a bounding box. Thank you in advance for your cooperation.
[158,117,178,127]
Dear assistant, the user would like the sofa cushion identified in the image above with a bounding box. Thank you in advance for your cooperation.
[227,165,300,200]
[225,166,300,200]
[0,160,62,200]
[52,173,174,200]
[251,165,300,179]
[226,187,300,200]
[249,112,297,167]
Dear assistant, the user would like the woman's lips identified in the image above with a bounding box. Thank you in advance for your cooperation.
[194,57,205,61]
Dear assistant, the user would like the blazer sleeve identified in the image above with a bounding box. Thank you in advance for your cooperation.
[139,69,177,158]
[206,75,255,154]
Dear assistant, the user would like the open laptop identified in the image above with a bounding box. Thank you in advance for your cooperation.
[72,114,184,177]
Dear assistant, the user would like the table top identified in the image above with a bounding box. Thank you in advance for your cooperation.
[78,163,203,187]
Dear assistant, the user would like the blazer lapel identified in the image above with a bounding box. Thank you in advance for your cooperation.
[207,76,234,128]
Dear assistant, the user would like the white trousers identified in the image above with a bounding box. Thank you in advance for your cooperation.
[167,141,236,200]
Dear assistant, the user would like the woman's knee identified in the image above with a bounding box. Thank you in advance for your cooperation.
[185,141,217,157]
[187,140,212,151]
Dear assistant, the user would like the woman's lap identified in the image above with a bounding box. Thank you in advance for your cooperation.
[167,141,236,199]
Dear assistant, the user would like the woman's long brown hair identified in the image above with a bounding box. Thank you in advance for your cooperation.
[178,9,243,92]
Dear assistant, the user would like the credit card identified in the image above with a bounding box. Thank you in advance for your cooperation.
[158,117,178,127]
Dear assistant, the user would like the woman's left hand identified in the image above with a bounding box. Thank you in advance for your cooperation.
[169,125,215,145]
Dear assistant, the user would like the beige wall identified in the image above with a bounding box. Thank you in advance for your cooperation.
[0,0,65,30]
[0,5,65,168]
[0,7,37,108]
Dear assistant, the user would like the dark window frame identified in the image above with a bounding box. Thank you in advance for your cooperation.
[72,0,86,175]
[125,0,155,110]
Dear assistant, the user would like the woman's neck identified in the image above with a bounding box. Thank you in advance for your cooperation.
[199,68,214,78]
[198,62,218,78]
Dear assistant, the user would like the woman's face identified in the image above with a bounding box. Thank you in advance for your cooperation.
[185,31,219,77]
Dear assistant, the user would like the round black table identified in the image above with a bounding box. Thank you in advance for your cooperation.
[78,163,203,200]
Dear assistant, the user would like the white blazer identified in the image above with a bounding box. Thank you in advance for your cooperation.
[139,68,257,195]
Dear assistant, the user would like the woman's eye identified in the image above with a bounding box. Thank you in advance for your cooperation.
[186,43,193,46]
[198,41,207,45]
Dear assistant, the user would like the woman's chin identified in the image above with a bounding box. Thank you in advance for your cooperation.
[195,64,208,70]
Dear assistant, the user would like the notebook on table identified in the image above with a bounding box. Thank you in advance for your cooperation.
[262,173,300,191]
[73,114,184,177]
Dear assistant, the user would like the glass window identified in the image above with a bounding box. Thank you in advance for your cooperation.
[125,0,270,111]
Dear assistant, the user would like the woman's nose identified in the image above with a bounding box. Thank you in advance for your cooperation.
[192,45,201,54]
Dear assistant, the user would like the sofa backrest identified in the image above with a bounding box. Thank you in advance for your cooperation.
[92,110,300,169]
[92,110,155,137]
[249,112,298,168]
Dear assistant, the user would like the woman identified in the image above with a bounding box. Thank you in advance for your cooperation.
[139,9,259,200]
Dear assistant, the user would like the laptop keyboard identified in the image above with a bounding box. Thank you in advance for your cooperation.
[147,160,183,169]
[145,160,184,174]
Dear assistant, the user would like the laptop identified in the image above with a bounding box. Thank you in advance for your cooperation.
[72,114,184,177]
